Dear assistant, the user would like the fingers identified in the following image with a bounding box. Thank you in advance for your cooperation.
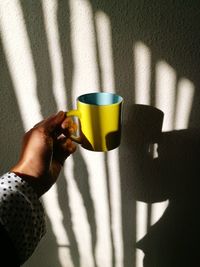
[44,111,65,133]
[61,117,77,137]
[32,111,78,145]
[54,136,77,164]
[65,138,77,154]
[33,111,63,129]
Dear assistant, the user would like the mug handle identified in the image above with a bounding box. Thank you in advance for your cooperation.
[66,110,82,144]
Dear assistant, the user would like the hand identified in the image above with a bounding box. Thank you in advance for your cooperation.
[11,111,77,197]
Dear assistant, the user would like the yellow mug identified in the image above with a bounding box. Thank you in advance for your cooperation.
[67,92,123,152]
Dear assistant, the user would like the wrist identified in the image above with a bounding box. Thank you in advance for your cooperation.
[10,171,48,197]
[11,160,39,178]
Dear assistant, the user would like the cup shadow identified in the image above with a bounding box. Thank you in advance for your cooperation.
[128,107,200,267]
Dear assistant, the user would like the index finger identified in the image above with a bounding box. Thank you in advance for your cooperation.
[43,111,66,134]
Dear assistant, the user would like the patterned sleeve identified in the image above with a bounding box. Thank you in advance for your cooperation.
[0,172,46,264]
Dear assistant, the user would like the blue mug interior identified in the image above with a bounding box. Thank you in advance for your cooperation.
[78,92,123,105]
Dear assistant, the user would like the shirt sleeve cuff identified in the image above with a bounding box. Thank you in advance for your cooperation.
[0,172,46,264]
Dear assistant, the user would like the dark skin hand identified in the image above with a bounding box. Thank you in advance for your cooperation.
[11,111,77,197]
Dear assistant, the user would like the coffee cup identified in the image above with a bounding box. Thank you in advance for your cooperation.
[66,92,123,152]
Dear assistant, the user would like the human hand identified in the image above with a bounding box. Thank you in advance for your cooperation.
[11,111,77,197]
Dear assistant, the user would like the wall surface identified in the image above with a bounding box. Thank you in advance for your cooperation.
[1,1,200,267]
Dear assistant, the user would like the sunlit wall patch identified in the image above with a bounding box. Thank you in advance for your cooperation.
[42,0,67,110]
[0,0,41,130]
[156,60,177,131]
[95,11,115,93]
[174,78,195,130]
[69,0,99,99]
[134,41,151,105]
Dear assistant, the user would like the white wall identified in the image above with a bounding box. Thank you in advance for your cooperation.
[0,1,199,267]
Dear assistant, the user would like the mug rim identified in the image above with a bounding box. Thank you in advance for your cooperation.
[77,92,123,106]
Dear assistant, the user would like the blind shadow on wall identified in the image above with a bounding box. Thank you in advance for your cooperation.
[1,1,200,267]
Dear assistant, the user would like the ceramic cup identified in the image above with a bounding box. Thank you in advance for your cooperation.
[66,92,123,152]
